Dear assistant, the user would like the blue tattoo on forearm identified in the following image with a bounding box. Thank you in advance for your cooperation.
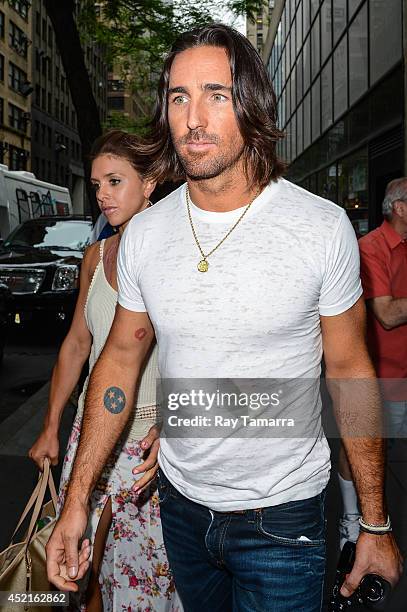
[104,386,126,414]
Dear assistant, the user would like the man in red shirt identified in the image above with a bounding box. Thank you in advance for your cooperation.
[338,177,407,549]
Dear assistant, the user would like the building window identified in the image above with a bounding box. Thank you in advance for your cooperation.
[303,0,311,37]
[349,3,368,105]
[0,54,4,81]
[333,0,346,44]
[48,92,52,114]
[348,0,363,21]
[8,103,27,132]
[290,67,296,117]
[108,97,125,110]
[108,79,125,92]
[48,25,53,49]
[296,106,303,155]
[310,12,320,79]
[321,58,332,132]
[9,1,30,20]
[9,145,28,170]
[9,20,28,58]
[370,0,402,85]
[303,91,311,149]
[290,111,297,160]
[295,4,302,55]
[320,0,332,65]
[333,35,347,120]
[310,0,319,22]
[337,147,368,236]
[296,51,303,106]
[0,97,3,125]
[8,62,27,93]
[42,17,47,42]
[311,76,320,141]
[303,35,311,93]
[35,49,40,71]
[35,10,40,35]
[318,164,337,202]
[35,84,40,106]
[0,11,5,39]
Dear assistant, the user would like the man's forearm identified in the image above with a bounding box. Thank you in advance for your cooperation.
[328,373,387,523]
[372,297,407,330]
[63,350,139,507]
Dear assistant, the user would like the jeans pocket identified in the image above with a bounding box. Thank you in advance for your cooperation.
[157,469,170,505]
[256,494,326,547]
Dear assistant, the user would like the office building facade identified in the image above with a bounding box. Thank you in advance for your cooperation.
[264,0,404,234]
[31,0,108,212]
[246,2,275,55]
[0,0,32,170]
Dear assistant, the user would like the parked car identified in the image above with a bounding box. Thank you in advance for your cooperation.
[0,216,93,328]
[0,282,11,364]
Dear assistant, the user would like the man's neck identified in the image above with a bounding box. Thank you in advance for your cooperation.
[187,164,260,212]
[390,218,407,241]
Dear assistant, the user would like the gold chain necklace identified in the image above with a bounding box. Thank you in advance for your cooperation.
[185,186,259,272]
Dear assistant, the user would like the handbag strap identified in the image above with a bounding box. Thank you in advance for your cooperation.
[11,478,42,541]
[11,459,58,544]
[25,459,58,546]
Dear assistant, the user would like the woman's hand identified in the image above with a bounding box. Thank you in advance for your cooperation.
[29,428,59,470]
[132,424,161,493]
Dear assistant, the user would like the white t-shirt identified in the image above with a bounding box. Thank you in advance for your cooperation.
[117,179,362,511]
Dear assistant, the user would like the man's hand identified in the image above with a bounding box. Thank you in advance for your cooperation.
[29,428,59,470]
[46,500,91,591]
[131,423,161,493]
[340,532,403,597]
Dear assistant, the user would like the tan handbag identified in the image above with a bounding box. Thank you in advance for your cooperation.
[0,458,58,611]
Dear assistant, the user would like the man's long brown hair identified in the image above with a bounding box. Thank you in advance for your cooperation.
[145,23,286,188]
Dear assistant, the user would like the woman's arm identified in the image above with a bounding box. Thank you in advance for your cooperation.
[29,244,99,468]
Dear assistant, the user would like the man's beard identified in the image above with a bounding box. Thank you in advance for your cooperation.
[173,130,244,181]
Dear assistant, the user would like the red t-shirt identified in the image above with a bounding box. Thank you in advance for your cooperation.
[358,221,407,400]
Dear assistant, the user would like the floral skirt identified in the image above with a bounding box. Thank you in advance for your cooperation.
[58,395,182,612]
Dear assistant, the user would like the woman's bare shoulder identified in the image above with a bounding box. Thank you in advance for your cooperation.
[82,241,101,280]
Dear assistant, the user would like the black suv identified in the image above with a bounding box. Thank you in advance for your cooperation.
[0,282,11,364]
[0,216,93,327]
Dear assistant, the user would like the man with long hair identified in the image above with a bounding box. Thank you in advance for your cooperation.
[46,24,402,611]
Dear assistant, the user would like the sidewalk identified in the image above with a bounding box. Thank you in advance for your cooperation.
[0,382,75,550]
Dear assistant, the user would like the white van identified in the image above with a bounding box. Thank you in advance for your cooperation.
[0,164,73,239]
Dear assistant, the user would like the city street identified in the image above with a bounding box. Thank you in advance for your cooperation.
[0,322,62,425]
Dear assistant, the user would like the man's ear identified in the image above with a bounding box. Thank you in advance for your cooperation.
[143,180,156,200]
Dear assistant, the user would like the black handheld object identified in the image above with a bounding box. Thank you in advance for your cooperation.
[330,541,392,611]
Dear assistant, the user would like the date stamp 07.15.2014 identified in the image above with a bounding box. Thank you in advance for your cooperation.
[0,592,69,607]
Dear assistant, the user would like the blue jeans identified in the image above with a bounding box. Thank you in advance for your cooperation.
[385,401,407,439]
[157,470,326,611]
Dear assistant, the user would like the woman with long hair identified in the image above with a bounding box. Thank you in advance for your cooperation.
[29,130,180,612]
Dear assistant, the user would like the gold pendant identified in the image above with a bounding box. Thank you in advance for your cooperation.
[197,259,209,272]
